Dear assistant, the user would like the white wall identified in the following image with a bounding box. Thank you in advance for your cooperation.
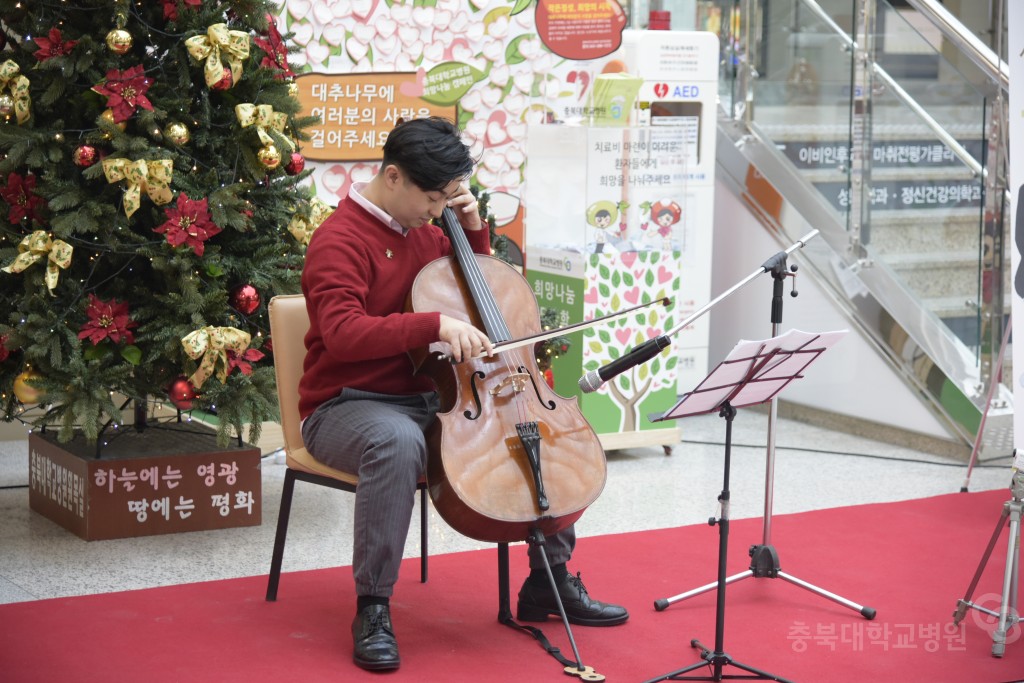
[707,177,956,440]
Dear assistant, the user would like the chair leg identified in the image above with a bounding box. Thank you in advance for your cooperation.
[420,486,428,583]
[497,542,512,622]
[266,468,298,602]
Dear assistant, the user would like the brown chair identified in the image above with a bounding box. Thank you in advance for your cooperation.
[265,294,428,601]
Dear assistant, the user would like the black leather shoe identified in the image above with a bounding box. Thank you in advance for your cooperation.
[352,604,400,671]
[517,571,628,626]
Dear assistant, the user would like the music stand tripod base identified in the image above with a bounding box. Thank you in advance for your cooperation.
[653,329,875,622]
[646,329,851,682]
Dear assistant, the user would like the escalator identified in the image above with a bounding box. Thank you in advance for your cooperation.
[707,0,1011,450]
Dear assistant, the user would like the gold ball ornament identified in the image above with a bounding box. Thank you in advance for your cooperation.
[257,143,282,170]
[165,122,190,146]
[100,108,127,131]
[287,80,298,98]
[0,93,14,121]
[105,28,133,55]
[13,370,45,404]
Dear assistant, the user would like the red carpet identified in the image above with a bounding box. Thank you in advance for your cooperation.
[2,490,1023,682]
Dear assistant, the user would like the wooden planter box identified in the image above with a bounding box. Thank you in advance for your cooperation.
[28,423,261,541]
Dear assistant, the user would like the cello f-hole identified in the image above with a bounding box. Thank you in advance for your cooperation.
[521,366,556,410]
[463,370,486,420]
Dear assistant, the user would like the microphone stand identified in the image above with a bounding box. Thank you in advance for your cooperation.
[653,231,877,621]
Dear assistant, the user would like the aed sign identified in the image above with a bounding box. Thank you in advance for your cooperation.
[652,83,700,99]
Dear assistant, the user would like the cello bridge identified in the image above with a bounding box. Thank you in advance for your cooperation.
[489,372,530,397]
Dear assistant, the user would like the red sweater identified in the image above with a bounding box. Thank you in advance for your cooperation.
[298,197,491,420]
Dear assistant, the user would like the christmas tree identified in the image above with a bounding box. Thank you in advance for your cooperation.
[0,0,322,446]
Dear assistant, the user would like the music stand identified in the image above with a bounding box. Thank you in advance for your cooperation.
[642,329,845,683]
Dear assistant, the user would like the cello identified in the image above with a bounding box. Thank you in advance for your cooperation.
[408,206,607,544]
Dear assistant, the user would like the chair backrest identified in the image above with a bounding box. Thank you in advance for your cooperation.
[268,294,310,457]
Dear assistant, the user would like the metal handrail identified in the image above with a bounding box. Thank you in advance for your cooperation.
[795,0,1006,200]
[904,0,1009,93]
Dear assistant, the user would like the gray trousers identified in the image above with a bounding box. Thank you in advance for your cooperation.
[302,388,576,598]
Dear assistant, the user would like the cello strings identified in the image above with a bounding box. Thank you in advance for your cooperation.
[442,208,529,425]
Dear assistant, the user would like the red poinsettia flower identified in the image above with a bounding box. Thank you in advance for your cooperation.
[0,172,46,225]
[161,0,201,21]
[226,348,265,377]
[77,294,138,346]
[254,13,295,79]
[91,65,154,123]
[33,29,78,62]
[0,334,10,363]
[154,193,222,256]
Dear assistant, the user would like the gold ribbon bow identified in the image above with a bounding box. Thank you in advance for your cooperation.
[181,326,252,389]
[236,103,294,150]
[287,197,334,245]
[0,60,31,124]
[1,230,73,294]
[102,158,174,217]
[185,24,250,89]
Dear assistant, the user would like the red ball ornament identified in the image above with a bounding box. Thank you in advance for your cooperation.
[230,284,260,315]
[284,152,305,176]
[211,67,233,91]
[73,145,97,168]
[168,377,197,411]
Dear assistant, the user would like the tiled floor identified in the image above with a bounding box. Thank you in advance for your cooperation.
[0,410,1014,605]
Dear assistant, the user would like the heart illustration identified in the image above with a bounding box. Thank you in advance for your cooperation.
[584,286,598,304]
[485,110,508,146]
[654,83,669,98]
[647,327,661,340]
[288,0,312,20]
[657,266,673,284]
[352,0,381,22]
[461,89,483,112]
[399,68,426,97]
[412,6,435,28]
[348,163,376,185]
[322,22,346,47]
[313,3,333,24]
[480,86,502,109]
[320,165,349,198]
[376,16,398,39]
[398,25,420,47]
[615,328,632,346]
[391,4,412,23]
[374,33,398,56]
[423,41,445,63]
[465,117,487,140]
[345,39,368,64]
[482,152,505,174]
[307,41,330,66]
[489,64,510,88]
[352,23,376,44]
[620,252,637,268]
[623,287,640,304]
[434,9,453,30]
[450,40,473,63]
[291,22,313,47]
[566,71,592,101]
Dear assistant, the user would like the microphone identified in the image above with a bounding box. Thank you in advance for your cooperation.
[578,335,672,393]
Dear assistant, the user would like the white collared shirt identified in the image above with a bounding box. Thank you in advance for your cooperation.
[349,181,406,236]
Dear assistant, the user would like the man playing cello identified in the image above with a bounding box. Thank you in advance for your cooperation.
[299,117,628,672]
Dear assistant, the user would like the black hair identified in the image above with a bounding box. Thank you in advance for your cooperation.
[380,117,475,192]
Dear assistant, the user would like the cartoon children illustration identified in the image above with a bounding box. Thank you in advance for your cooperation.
[640,198,682,250]
[586,199,630,253]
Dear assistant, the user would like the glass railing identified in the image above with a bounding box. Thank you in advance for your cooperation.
[703,0,1004,367]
